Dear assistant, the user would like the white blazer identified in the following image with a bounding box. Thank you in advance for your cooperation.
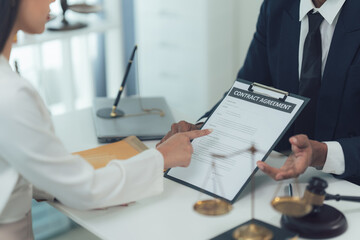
[0,55,164,223]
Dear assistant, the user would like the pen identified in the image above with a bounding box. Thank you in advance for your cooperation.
[288,183,293,197]
[14,60,20,75]
[110,45,138,117]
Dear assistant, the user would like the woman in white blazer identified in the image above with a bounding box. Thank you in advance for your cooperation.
[0,0,211,239]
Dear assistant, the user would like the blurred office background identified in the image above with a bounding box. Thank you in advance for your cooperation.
[10,0,262,239]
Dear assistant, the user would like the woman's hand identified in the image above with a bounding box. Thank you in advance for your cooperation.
[157,129,211,169]
[156,121,203,147]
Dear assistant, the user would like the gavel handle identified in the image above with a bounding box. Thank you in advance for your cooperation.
[325,193,360,203]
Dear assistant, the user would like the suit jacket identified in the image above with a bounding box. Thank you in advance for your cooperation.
[201,0,360,184]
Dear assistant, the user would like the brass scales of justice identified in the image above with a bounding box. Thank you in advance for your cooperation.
[193,144,274,240]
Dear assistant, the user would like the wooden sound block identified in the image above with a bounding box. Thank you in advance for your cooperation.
[281,204,347,239]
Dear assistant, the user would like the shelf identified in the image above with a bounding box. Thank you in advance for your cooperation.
[14,17,120,48]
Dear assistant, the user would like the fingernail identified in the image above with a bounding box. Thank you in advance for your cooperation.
[207,129,213,133]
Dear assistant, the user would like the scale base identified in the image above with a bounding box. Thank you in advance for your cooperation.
[96,108,124,119]
[281,204,347,239]
[47,19,87,31]
[232,221,273,240]
[211,218,296,240]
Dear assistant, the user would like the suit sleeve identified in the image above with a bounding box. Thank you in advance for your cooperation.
[237,0,272,85]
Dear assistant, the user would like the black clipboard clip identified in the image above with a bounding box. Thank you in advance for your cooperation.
[248,82,288,102]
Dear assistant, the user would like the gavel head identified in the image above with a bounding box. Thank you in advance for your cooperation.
[271,177,329,217]
[303,177,328,210]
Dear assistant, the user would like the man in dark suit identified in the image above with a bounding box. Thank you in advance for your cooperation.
[159,0,360,184]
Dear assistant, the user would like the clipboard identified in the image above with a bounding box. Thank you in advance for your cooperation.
[164,79,309,203]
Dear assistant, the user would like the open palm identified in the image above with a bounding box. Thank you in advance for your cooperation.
[257,135,313,180]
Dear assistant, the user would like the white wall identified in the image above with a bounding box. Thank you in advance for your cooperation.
[134,0,263,121]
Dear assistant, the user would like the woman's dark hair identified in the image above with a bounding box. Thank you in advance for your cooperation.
[0,0,21,53]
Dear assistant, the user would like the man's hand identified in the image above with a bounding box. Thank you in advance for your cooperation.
[157,129,211,169]
[156,121,203,147]
[257,134,328,180]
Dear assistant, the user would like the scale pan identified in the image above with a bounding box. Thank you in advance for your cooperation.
[68,4,102,13]
[233,223,273,240]
[193,199,232,216]
[271,196,312,217]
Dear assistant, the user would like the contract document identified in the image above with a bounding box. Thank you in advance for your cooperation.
[165,79,308,203]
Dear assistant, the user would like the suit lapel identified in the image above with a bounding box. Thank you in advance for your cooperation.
[277,1,300,94]
[316,0,360,140]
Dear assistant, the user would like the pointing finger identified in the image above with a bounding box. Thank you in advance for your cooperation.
[183,129,213,140]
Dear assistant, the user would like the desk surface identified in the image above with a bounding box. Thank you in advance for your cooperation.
[52,108,360,240]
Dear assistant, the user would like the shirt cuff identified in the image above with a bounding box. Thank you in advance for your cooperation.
[322,141,345,175]
[152,148,165,169]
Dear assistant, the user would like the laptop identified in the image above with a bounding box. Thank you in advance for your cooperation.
[92,96,175,143]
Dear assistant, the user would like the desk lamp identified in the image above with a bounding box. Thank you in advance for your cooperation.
[47,0,102,31]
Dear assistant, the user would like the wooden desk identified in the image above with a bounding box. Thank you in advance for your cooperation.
[52,108,360,240]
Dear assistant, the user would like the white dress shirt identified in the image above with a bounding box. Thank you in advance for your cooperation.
[0,55,164,224]
[299,0,346,174]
